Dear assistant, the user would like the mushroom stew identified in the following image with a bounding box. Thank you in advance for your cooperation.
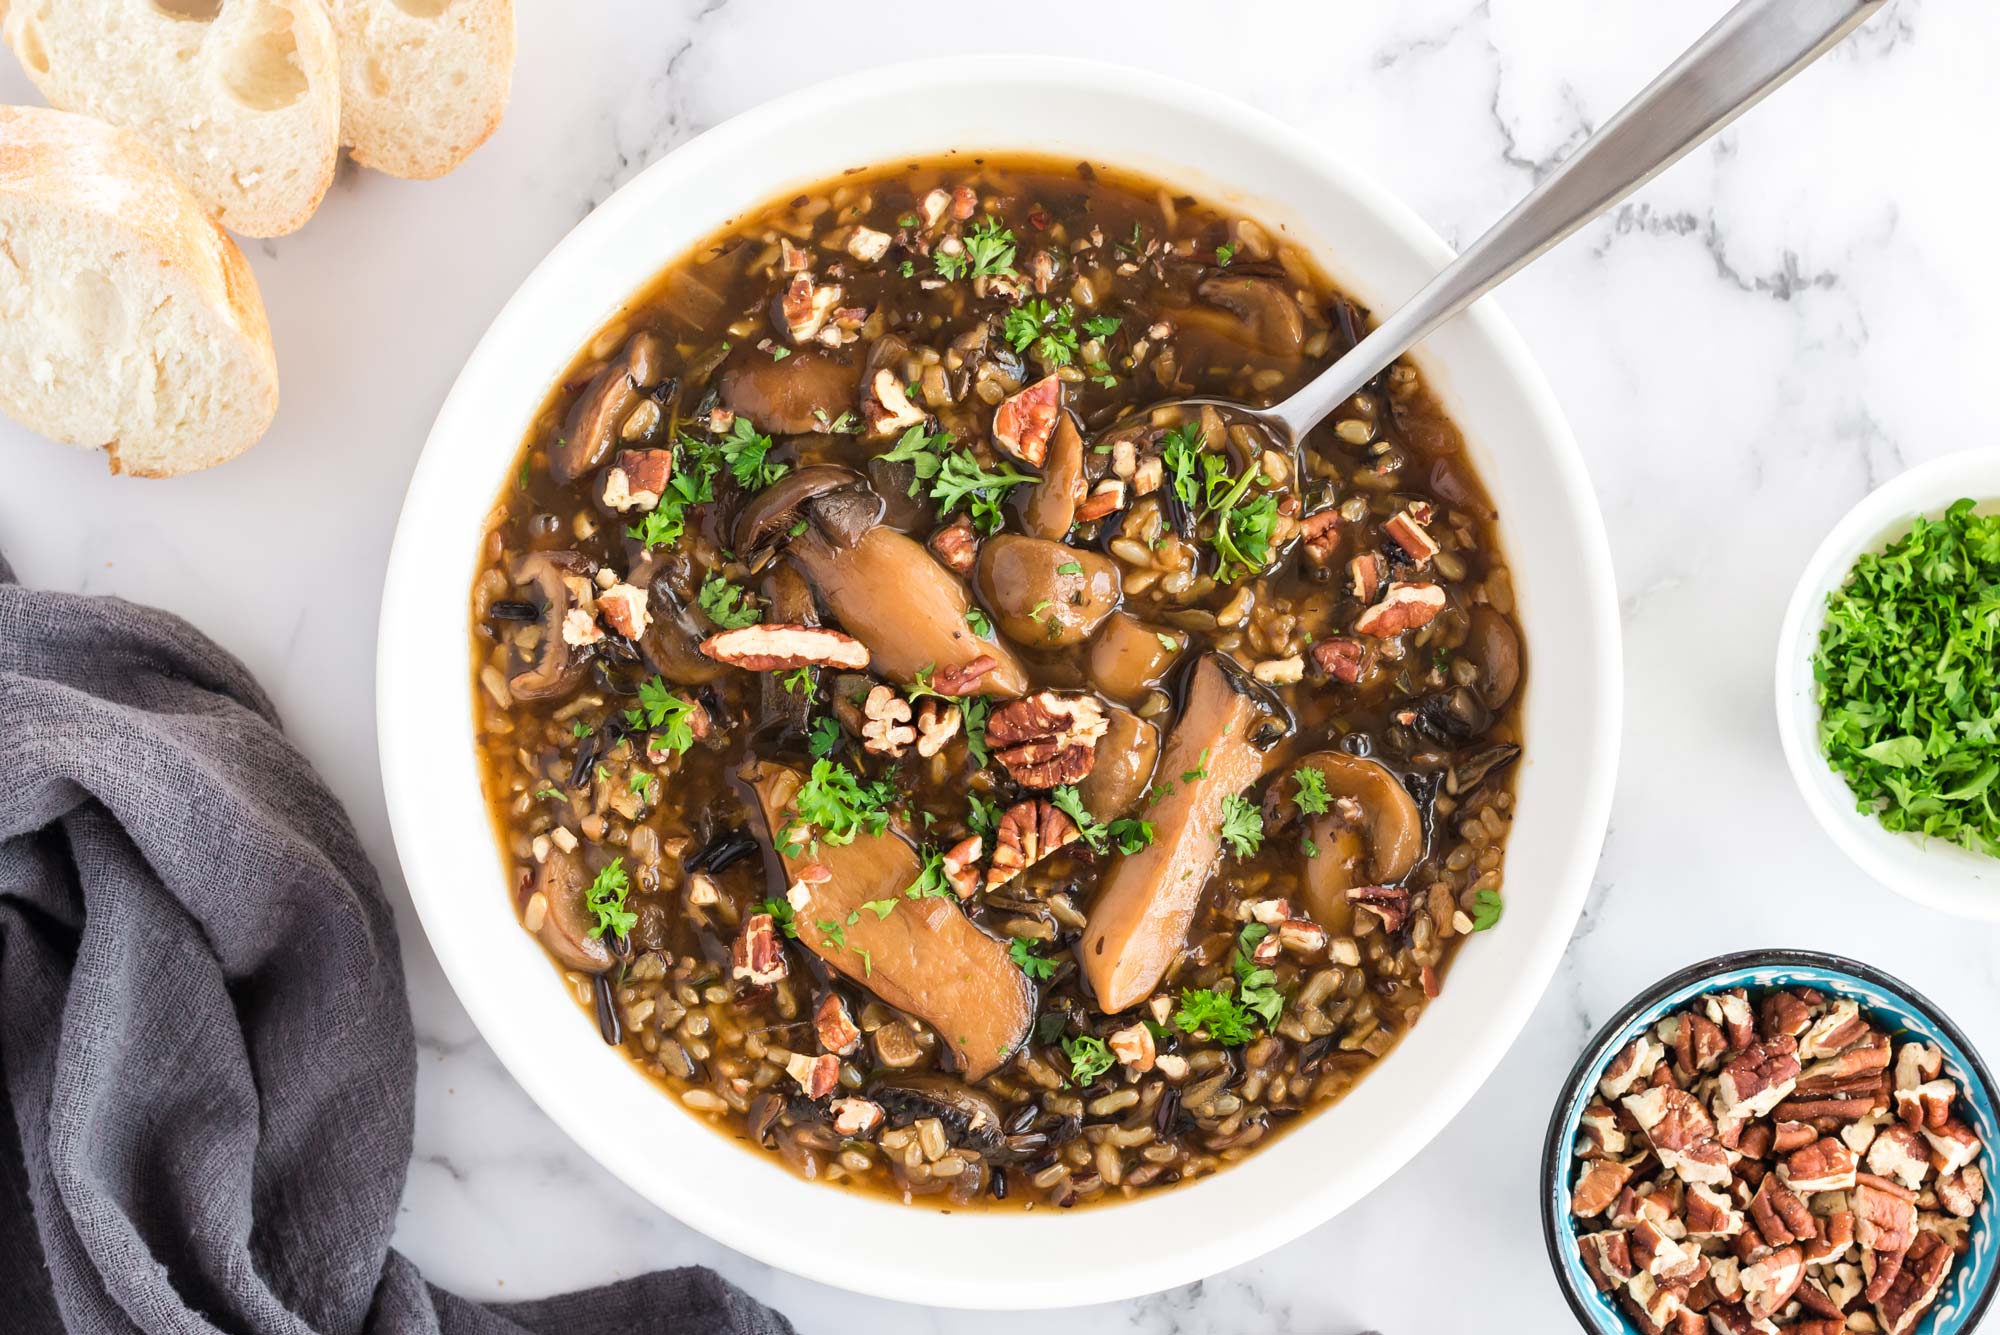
[470,157,1526,1209]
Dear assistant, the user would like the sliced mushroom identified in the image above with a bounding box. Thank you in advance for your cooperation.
[1288,751,1424,928]
[736,473,1027,696]
[867,1074,1006,1152]
[1076,705,1159,822]
[506,552,590,702]
[1079,655,1276,1012]
[718,346,862,436]
[554,331,669,484]
[1019,413,1086,540]
[973,535,1121,649]
[1194,272,1306,357]
[524,846,613,973]
[755,562,820,738]
[1463,606,1523,711]
[745,763,1033,1080]
[630,552,729,686]
[1087,612,1184,704]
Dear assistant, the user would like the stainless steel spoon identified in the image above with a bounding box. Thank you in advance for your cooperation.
[1206,0,1888,446]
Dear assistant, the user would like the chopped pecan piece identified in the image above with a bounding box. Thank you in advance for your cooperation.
[814,993,862,1056]
[1798,998,1870,1059]
[1739,1244,1805,1322]
[1276,918,1329,957]
[1683,1182,1744,1238]
[1384,508,1440,563]
[1623,1084,1731,1187]
[1577,1102,1630,1159]
[1571,1159,1633,1218]
[1894,1041,1943,1096]
[1108,1021,1156,1073]
[1075,479,1127,522]
[1874,1228,1953,1335]
[1714,1037,1801,1126]
[730,913,787,987]
[950,185,978,219]
[1852,1174,1919,1254]
[1800,1030,1891,1086]
[561,607,605,648]
[931,654,999,696]
[1348,551,1384,602]
[784,1051,841,1099]
[927,514,979,574]
[1309,635,1371,684]
[1923,1116,1981,1175]
[1353,582,1446,637]
[990,375,1063,466]
[1705,988,1756,1049]
[940,835,982,898]
[1771,1119,1817,1154]
[865,368,927,438]
[1671,1009,1729,1078]
[1346,885,1410,934]
[1630,1218,1706,1282]
[914,699,962,758]
[1759,990,1814,1041]
[846,226,892,263]
[985,691,1109,787]
[1577,1230,1635,1292]
[1866,1122,1932,1190]
[860,685,917,757]
[985,799,1080,889]
[779,272,844,344]
[1896,1076,1958,1131]
[595,581,651,640]
[1936,1163,1984,1217]
[700,623,870,671]
[1600,1033,1668,1100]
[1805,1209,1855,1265]
[1748,1172,1815,1247]
[829,1096,884,1137]
[1783,1136,1859,1193]
[1300,509,1340,563]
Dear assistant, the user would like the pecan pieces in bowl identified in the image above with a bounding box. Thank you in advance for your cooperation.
[1546,956,1995,1335]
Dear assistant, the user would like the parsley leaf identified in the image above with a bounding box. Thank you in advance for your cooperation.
[783,760,894,852]
[1470,887,1504,932]
[878,423,952,497]
[807,715,842,758]
[1061,1033,1115,1084]
[1159,422,1204,509]
[1292,767,1332,816]
[902,845,957,900]
[626,443,718,549]
[1009,937,1058,980]
[1215,243,1236,266]
[697,571,761,629]
[966,790,1000,839]
[965,606,993,637]
[1173,988,1257,1046]
[1081,314,1122,340]
[585,859,636,940]
[624,677,699,755]
[932,451,1038,536]
[961,694,992,768]
[1232,924,1284,1026]
[1218,793,1264,857]
[950,215,1016,280]
[1002,298,1079,367]
[708,417,786,490]
[757,896,799,938]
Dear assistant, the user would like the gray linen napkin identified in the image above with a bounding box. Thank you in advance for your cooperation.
[0,553,795,1335]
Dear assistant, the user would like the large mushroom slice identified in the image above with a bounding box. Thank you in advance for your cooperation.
[745,764,1033,1080]
[1285,751,1424,928]
[718,345,862,436]
[506,551,591,702]
[553,332,670,484]
[1078,654,1279,1012]
[736,468,1029,696]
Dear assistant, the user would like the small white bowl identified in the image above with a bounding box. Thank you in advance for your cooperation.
[378,55,1621,1308]
[1775,448,2000,921]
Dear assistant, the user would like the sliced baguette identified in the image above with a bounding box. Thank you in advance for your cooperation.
[0,106,278,478]
[0,0,340,238]
[327,0,515,180]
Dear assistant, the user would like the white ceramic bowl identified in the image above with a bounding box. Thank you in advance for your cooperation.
[378,55,1621,1309]
[1775,448,2000,922]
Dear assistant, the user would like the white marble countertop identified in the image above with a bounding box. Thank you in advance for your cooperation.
[5,1,1999,1330]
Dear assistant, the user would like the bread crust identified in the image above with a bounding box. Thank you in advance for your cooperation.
[0,107,278,476]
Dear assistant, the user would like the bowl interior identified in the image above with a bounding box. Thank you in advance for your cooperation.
[1543,953,1998,1335]
[378,56,1621,1308]
[1776,449,2000,921]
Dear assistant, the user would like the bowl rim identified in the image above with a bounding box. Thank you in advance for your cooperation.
[1774,448,2000,922]
[1537,947,2000,1335]
[378,52,1623,1308]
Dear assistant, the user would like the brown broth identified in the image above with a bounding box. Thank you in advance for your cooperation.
[469,155,1523,1210]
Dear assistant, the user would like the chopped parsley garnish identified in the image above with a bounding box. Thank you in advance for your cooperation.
[533,783,564,802]
[961,695,993,768]
[1173,924,1283,1045]
[1215,243,1236,266]
[1061,1033,1115,1084]
[1159,422,1204,508]
[782,759,893,853]
[780,666,814,696]
[1302,835,1320,859]
[966,790,1000,839]
[815,918,847,951]
[1182,748,1211,783]
[1174,989,1256,1046]
[1814,498,2000,855]
[1002,298,1079,367]
[709,416,788,490]
[756,897,799,938]
[624,677,699,755]
[1155,632,1180,652]
[585,858,636,940]
[932,451,1038,536]
[1056,561,1082,576]
[1292,767,1332,816]
[1009,937,1058,980]
[628,771,657,800]
[1154,420,1278,580]
[965,606,993,637]
[861,897,900,920]
[1470,887,1504,931]
[626,441,718,549]
[1217,792,1264,857]
[878,423,952,497]
[1232,925,1284,1025]
[696,571,761,629]
[571,720,592,738]
[902,845,956,900]
[936,215,1017,281]
[1081,314,1122,341]
[769,345,791,362]
[807,715,842,758]
[1052,785,1155,856]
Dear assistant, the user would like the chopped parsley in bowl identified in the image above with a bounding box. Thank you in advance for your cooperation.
[1813,499,2000,856]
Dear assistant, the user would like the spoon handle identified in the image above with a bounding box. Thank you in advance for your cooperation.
[1268,0,1887,437]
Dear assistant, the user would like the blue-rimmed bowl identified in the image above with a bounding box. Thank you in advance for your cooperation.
[1541,950,1998,1335]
